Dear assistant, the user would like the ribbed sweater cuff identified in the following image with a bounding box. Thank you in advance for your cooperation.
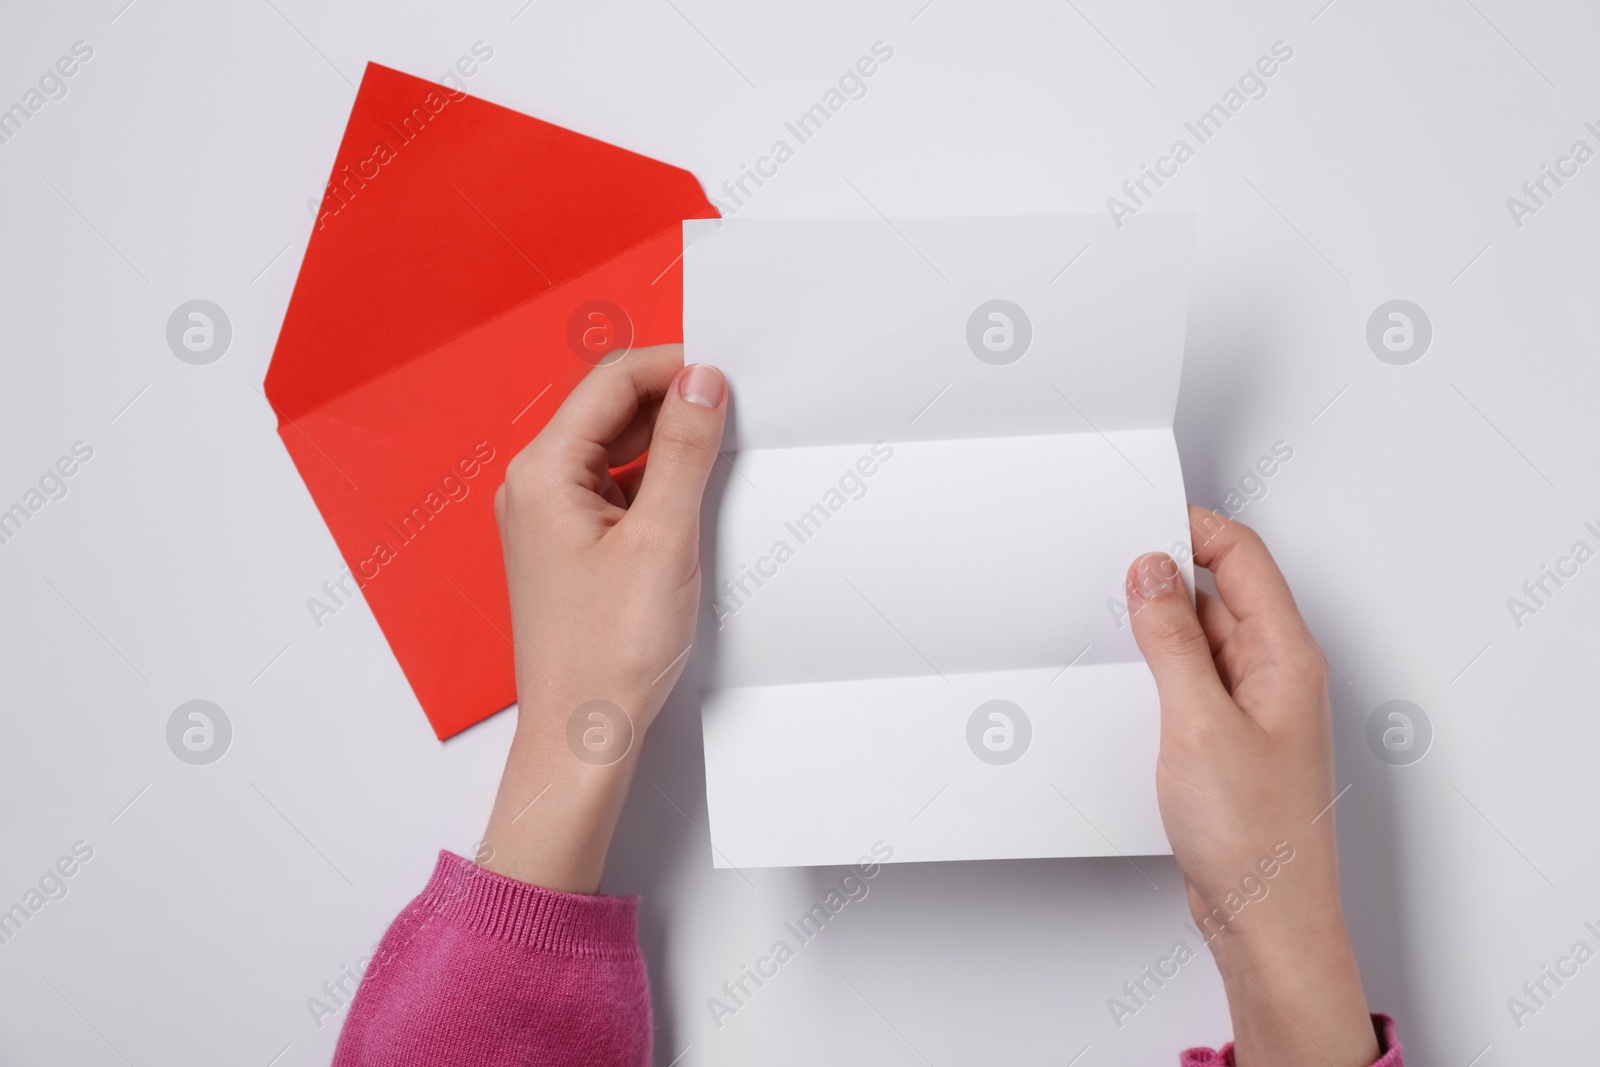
[1179,1014,1402,1066]
[417,851,641,959]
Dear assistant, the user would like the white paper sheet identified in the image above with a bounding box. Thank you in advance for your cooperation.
[686,215,1193,868]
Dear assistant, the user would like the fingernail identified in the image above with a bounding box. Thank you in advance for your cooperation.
[1131,552,1177,602]
[679,364,724,408]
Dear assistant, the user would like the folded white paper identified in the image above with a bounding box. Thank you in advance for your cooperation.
[686,215,1193,868]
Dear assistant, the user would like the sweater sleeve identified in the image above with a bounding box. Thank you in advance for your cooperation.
[1179,1013,1402,1067]
[332,851,652,1067]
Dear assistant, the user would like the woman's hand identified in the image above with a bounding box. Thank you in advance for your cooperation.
[479,345,726,893]
[1127,507,1379,1067]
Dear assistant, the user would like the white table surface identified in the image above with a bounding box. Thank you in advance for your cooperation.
[3,1,1597,1064]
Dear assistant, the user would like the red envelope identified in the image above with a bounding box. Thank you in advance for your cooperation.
[265,63,715,739]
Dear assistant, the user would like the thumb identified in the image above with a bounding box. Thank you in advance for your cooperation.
[1126,552,1229,709]
[629,363,727,537]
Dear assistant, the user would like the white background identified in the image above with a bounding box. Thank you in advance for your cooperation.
[2,1,1597,1064]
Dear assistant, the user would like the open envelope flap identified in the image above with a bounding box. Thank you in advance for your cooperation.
[264,62,715,739]
[266,63,714,421]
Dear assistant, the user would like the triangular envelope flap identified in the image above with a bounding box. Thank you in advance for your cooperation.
[280,227,689,738]
[265,62,714,421]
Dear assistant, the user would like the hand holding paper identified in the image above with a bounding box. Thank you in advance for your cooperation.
[1125,519,1380,1067]
[479,348,728,893]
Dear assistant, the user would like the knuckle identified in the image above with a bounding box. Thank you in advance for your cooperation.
[1266,636,1330,687]
[501,451,556,510]
[656,418,713,465]
[1295,647,1332,688]
[1147,614,1210,662]
[1227,512,1261,542]
[1191,507,1231,546]
[503,450,536,489]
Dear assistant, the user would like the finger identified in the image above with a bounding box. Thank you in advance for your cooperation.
[1195,587,1236,655]
[1126,552,1232,712]
[1196,588,1242,693]
[613,460,647,505]
[627,364,727,538]
[1186,506,1310,633]
[597,471,628,510]
[606,397,664,468]
[539,344,683,453]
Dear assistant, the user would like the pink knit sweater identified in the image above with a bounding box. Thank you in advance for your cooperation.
[333,851,1403,1066]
